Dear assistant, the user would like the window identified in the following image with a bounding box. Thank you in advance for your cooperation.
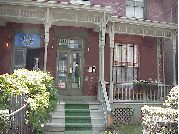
[126,0,145,19]
[113,43,138,83]
[70,0,91,5]
[59,39,84,49]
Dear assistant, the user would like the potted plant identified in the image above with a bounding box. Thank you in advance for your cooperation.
[133,80,150,90]
[148,78,159,90]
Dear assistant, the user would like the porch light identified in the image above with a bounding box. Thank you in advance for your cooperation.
[50,38,55,49]
[5,34,13,50]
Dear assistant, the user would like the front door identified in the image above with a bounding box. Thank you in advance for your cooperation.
[57,50,84,96]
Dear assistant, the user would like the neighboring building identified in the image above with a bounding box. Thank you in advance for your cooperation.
[0,0,178,132]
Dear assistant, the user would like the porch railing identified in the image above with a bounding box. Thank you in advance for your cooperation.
[100,81,111,125]
[112,83,173,103]
[0,93,34,134]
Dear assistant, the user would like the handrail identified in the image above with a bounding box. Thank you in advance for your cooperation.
[101,81,111,111]
[8,104,28,117]
[100,81,111,125]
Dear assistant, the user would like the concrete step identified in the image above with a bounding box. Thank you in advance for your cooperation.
[90,110,104,117]
[45,99,106,133]
[59,96,97,101]
[45,123,65,132]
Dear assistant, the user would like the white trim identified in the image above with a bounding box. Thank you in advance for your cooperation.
[111,103,164,105]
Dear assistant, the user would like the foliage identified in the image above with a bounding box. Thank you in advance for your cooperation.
[133,78,160,86]
[0,69,58,133]
[163,85,178,109]
[141,86,178,133]
[0,110,9,134]
[133,80,150,86]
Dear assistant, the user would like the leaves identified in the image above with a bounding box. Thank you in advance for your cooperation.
[0,69,58,133]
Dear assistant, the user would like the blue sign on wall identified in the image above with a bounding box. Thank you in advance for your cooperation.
[15,33,40,48]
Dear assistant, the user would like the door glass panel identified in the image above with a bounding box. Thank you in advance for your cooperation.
[72,52,82,89]
[58,52,68,88]
[15,49,25,69]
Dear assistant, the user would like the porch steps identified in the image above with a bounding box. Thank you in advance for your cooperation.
[45,97,105,133]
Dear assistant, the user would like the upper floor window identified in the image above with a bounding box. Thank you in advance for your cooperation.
[126,0,145,19]
[70,0,91,5]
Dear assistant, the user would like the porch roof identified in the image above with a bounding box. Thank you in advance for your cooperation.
[106,16,178,39]
[0,1,113,28]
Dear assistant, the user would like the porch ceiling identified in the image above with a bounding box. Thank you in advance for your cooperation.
[107,16,178,39]
[0,1,113,28]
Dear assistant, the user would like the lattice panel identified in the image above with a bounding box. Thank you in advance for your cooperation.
[112,108,134,123]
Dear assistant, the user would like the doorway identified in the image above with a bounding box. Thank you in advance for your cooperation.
[13,48,41,71]
[57,50,84,96]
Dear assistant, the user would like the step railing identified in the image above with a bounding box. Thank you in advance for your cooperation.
[0,93,32,134]
[100,81,111,125]
[113,83,173,103]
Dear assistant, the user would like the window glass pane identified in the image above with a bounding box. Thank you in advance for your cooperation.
[126,6,135,18]
[136,1,143,7]
[134,0,143,2]
[122,45,126,63]
[72,53,82,88]
[15,49,25,69]
[135,7,143,18]
[127,44,133,65]
[126,1,134,6]
[134,45,138,66]
[58,52,68,88]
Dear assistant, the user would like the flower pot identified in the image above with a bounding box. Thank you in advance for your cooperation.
[150,85,158,90]
[133,85,150,90]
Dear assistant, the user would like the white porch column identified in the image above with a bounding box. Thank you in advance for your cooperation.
[101,13,106,82]
[172,30,177,86]
[109,23,114,103]
[98,30,102,101]
[157,37,161,83]
[44,8,52,72]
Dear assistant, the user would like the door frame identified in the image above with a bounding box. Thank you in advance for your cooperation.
[56,49,84,96]
[11,46,27,72]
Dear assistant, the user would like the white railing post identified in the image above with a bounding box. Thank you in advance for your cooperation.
[98,18,102,102]
[171,30,177,86]
[109,22,114,103]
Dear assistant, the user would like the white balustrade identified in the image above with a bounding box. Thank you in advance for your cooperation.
[113,83,173,103]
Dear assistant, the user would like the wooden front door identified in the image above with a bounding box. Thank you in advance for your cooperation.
[57,50,84,96]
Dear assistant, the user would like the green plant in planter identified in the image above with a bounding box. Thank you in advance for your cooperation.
[0,69,58,133]
[133,80,150,86]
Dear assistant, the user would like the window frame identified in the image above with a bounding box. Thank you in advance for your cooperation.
[125,0,146,19]
[113,43,139,83]
[69,0,92,5]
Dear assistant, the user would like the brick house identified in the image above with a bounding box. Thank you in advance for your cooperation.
[0,0,178,132]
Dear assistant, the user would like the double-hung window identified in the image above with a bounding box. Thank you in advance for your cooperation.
[113,43,138,83]
[126,0,145,19]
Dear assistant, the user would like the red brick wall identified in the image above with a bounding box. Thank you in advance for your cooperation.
[0,25,12,74]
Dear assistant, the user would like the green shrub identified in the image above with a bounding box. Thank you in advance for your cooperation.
[0,69,58,133]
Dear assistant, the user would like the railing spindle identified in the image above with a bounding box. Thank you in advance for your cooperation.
[122,85,123,100]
